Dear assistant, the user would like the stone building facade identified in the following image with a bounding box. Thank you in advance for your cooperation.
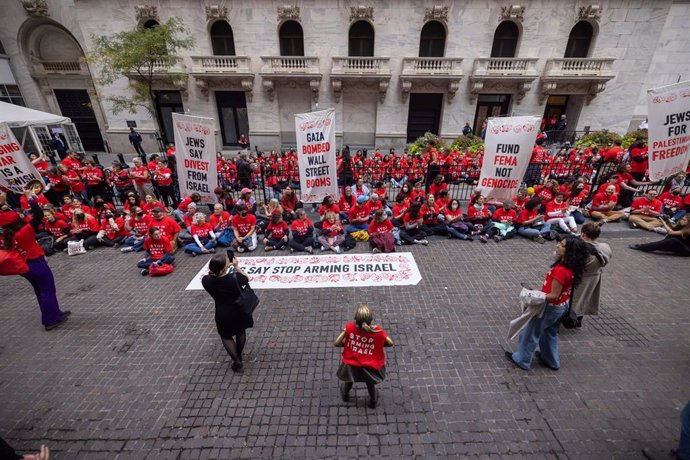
[1,0,689,154]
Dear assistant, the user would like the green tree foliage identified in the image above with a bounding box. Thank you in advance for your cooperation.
[87,18,193,133]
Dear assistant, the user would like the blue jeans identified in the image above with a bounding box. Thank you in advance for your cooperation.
[572,209,586,224]
[137,253,174,269]
[672,209,687,222]
[216,228,235,246]
[512,302,568,370]
[185,239,217,254]
[123,235,145,252]
[447,224,470,240]
[345,223,368,234]
[517,222,553,239]
[680,400,690,460]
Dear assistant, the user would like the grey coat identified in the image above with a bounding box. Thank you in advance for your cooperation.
[572,241,612,316]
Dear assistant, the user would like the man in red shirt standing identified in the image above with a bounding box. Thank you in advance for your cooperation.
[628,139,649,181]
[525,138,547,186]
[629,189,664,232]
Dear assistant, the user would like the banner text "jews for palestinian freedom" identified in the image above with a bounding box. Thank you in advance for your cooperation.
[647,80,690,180]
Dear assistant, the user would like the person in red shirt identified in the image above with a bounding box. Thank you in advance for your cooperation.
[315,195,341,230]
[367,209,395,253]
[489,201,518,242]
[420,194,447,236]
[289,209,314,253]
[42,207,71,251]
[506,237,588,370]
[263,211,289,251]
[429,175,447,197]
[601,140,624,163]
[443,199,472,241]
[525,138,547,185]
[121,206,152,252]
[61,151,84,174]
[545,192,578,234]
[628,139,649,181]
[82,160,108,201]
[69,207,100,249]
[138,227,175,275]
[149,207,181,251]
[96,209,127,247]
[130,157,155,199]
[467,195,492,242]
[19,190,49,211]
[58,164,89,204]
[589,185,625,223]
[153,162,176,208]
[400,202,429,245]
[209,203,233,246]
[346,195,371,234]
[185,212,218,256]
[338,187,356,220]
[516,197,552,243]
[368,193,385,217]
[0,198,70,330]
[46,166,70,204]
[534,180,559,205]
[280,187,301,223]
[629,189,664,232]
[512,189,529,211]
[319,211,346,253]
[231,204,258,252]
[334,304,394,408]
[122,192,144,217]
[173,193,201,222]
[658,187,684,219]
[391,193,409,227]
[110,162,134,203]
[411,181,426,202]
[142,194,165,216]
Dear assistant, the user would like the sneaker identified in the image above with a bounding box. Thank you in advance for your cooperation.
[321,246,326,251]
[372,247,380,254]
[265,246,273,252]
[395,240,402,246]
[191,252,197,257]
[653,227,667,234]
[420,239,429,245]
[630,222,639,229]
[535,235,546,244]
[208,248,216,253]
[290,247,295,253]
[413,239,422,244]
[466,236,474,242]
[141,269,149,276]
[237,247,245,253]
[334,246,342,254]
[493,235,503,242]
[120,246,133,253]
[138,257,147,264]
[306,247,313,254]
[44,313,70,331]
[480,235,488,244]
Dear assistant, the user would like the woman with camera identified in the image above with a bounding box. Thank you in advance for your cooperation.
[202,252,255,372]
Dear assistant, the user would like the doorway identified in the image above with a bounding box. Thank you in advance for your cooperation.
[155,91,184,145]
[473,94,511,135]
[53,89,105,151]
[215,91,249,147]
[406,93,443,142]
[542,95,569,131]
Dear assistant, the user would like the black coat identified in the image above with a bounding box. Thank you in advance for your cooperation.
[202,271,254,338]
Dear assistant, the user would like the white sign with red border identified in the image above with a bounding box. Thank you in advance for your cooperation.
[186,252,422,290]
[647,80,690,181]
[172,113,218,204]
[294,108,338,203]
[0,122,43,194]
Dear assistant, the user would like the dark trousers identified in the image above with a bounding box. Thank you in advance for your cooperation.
[289,235,314,252]
[68,234,98,249]
[399,227,427,244]
[98,235,126,247]
[132,142,146,158]
[158,185,177,208]
[636,236,690,256]
[137,253,175,269]
[21,257,65,326]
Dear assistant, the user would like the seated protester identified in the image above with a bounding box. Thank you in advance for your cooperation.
[444,199,472,241]
[373,182,388,208]
[258,198,282,233]
[429,174,448,197]
[110,162,134,203]
[318,211,346,253]
[435,189,451,211]
[138,227,175,275]
[368,193,385,217]
[185,212,217,256]
[467,194,492,242]
[19,189,49,212]
[589,185,625,223]
[567,178,588,224]
[231,204,258,253]
[263,211,289,252]
[399,202,429,245]
[391,193,409,227]
[122,192,144,217]
[612,163,654,208]
[512,189,529,211]
[213,186,236,213]
[545,191,578,235]
[280,186,301,223]
[368,209,395,253]
[61,195,93,221]
[97,210,127,247]
[173,192,202,222]
[534,180,560,208]
[42,207,71,252]
[346,195,371,234]
[59,164,89,205]
[235,188,257,215]
[210,203,234,247]
[316,195,341,230]
[121,206,152,253]
[92,196,117,224]
[149,207,181,252]
[516,197,552,243]
[411,181,426,202]
[420,194,447,236]
[658,186,684,221]
[141,194,165,216]
[630,214,690,257]
[351,178,370,198]
[399,182,413,202]
[629,189,664,233]
[180,202,198,229]
[289,208,314,254]
[338,186,356,220]
[489,201,518,242]
[596,175,622,196]
[69,208,100,249]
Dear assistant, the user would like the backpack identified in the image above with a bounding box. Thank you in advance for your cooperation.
[149,262,175,277]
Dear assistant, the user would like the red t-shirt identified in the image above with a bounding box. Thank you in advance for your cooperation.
[341,322,387,370]
[72,215,100,233]
[154,168,173,186]
[144,236,172,259]
[631,197,662,216]
[516,208,539,225]
[545,200,568,219]
[62,157,82,171]
[542,265,574,305]
[467,204,490,221]
[530,146,547,164]
[535,186,555,203]
[191,222,214,238]
[100,217,127,239]
[19,194,49,211]
[231,214,257,236]
[65,170,85,193]
[629,147,649,173]
[267,221,289,239]
[83,167,104,186]
[142,201,165,215]
[318,203,340,216]
[591,193,618,211]
[322,219,343,237]
[128,215,153,236]
[130,166,150,186]
[209,211,231,231]
[429,183,447,197]
[338,195,355,214]
[178,196,195,212]
[658,192,683,209]
[368,219,394,235]
[2,224,44,260]
[47,173,69,192]
[34,160,50,176]
[44,218,70,238]
[291,218,313,237]
[392,202,409,219]
[492,208,517,224]
[443,207,463,222]
[150,216,181,240]
[349,203,370,222]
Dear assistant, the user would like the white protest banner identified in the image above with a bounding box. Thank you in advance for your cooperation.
[173,113,217,204]
[0,122,43,193]
[186,252,422,290]
[295,108,338,203]
[478,116,541,201]
[647,80,690,181]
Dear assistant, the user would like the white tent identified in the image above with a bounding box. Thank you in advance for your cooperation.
[0,101,84,156]
[0,101,70,127]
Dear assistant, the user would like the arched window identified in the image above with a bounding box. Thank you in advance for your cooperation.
[279,21,304,56]
[143,19,159,29]
[210,21,236,55]
[564,21,594,58]
[419,21,446,57]
[490,21,519,58]
[348,21,375,57]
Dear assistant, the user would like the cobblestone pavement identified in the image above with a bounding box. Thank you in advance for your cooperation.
[1,223,688,459]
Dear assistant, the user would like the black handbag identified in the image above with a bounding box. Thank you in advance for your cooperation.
[560,299,581,329]
[232,273,259,314]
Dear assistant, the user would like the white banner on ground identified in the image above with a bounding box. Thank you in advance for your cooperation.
[478,116,541,201]
[186,252,422,290]
[294,108,338,203]
[172,113,218,204]
[0,122,43,193]
[647,80,690,181]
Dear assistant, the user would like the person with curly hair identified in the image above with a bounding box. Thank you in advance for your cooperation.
[506,237,589,370]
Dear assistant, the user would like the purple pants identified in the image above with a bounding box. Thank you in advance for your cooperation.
[20,256,64,326]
